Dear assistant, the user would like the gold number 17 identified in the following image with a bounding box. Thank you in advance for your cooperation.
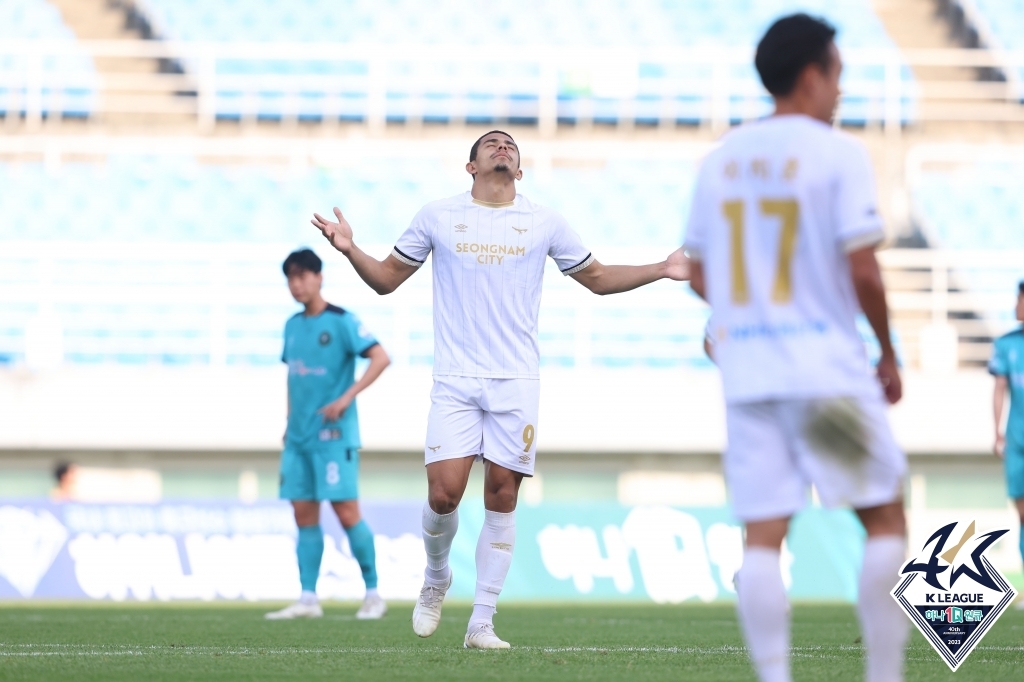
[722,198,799,304]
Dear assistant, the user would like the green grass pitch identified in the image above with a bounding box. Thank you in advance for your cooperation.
[1,602,1021,681]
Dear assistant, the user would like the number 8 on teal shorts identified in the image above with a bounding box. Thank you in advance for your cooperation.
[280,444,360,502]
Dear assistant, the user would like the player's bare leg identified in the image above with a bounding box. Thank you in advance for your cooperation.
[736,518,792,682]
[464,460,522,650]
[413,456,474,637]
[855,501,909,682]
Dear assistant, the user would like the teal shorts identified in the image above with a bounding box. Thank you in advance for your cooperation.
[1007,440,1024,500]
[279,443,359,501]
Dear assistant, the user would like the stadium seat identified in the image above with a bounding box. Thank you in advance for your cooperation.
[133,0,912,124]
[0,157,709,368]
[957,0,1024,97]
[0,0,98,117]
[912,164,1024,304]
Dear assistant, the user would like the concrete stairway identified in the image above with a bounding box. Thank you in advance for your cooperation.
[46,0,192,128]
[874,0,1024,128]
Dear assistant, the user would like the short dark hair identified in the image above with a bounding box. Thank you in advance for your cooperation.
[755,13,837,97]
[469,130,516,163]
[282,248,322,276]
[53,461,73,484]
[1019,280,1024,296]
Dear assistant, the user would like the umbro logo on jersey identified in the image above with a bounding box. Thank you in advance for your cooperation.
[519,455,531,463]
[427,445,441,452]
[511,227,528,234]
[454,224,468,232]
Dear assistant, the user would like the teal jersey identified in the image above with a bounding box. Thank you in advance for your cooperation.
[283,304,379,450]
[990,328,1024,448]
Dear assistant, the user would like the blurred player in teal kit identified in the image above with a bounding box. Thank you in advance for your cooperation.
[266,248,392,621]
[991,281,1024,591]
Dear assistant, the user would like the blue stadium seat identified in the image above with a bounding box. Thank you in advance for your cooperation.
[134,0,912,124]
[961,0,1024,95]
[0,157,708,367]
[912,165,1024,300]
[0,0,98,117]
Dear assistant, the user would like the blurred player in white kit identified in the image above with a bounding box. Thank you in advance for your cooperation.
[684,14,909,682]
[312,131,689,648]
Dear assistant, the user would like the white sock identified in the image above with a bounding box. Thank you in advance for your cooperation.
[858,536,909,682]
[422,502,458,585]
[470,509,516,626]
[470,603,496,626]
[736,547,791,682]
[365,587,379,600]
[300,590,318,605]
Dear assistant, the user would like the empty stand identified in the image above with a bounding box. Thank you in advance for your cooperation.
[128,0,910,124]
[955,0,1024,96]
[0,154,710,369]
[0,0,98,118]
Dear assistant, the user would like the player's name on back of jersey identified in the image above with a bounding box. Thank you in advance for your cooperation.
[454,242,528,265]
[724,157,799,182]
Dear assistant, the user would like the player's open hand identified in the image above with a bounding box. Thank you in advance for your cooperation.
[318,393,353,422]
[994,434,1006,459]
[665,247,691,282]
[311,207,354,255]
[876,355,902,405]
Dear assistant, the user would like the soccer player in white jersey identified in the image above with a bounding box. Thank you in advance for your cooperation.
[684,15,909,682]
[312,130,689,649]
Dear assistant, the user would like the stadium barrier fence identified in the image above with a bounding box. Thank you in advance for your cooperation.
[6,41,1024,131]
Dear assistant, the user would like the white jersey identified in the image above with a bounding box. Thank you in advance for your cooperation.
[392,191,593,379]
[684,115,886,403]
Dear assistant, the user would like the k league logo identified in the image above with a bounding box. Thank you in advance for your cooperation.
[891,520,1017,671]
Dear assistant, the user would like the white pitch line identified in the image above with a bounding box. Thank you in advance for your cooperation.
[3,643,1021,659]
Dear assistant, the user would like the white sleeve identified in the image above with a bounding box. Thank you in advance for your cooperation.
[548,213,594,276]
[683,161,715,262]
[392,206,433,267]
[834,140,885,253]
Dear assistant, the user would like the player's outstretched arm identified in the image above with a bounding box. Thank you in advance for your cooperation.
[311,207,417,295]
[571,247,690,296]
[848,245,902,404]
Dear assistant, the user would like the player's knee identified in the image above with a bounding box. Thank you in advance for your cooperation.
[483,479,519,512]
[334,503,360,528]
[427,487,461,515]
[292,503,319,527]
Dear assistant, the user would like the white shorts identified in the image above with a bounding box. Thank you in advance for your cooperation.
[724,395,906,522]
[424,376,540,476]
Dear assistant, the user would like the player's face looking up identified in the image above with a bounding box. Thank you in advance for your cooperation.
[286,266,322,305]
[465,132,522,182]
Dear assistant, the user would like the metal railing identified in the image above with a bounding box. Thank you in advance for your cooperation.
[0,239,1017,371]
[0,135,1018,370]
[5,41,1024,133]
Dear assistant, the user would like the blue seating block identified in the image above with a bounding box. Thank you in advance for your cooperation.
[0,156,706,367]
[0,0,98,116]
[135,0,910,123]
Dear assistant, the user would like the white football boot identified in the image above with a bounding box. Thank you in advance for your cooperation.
[464,622,510,650]
[264,601,323,620]
[356,593,388,620]
[411,571,451,637]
